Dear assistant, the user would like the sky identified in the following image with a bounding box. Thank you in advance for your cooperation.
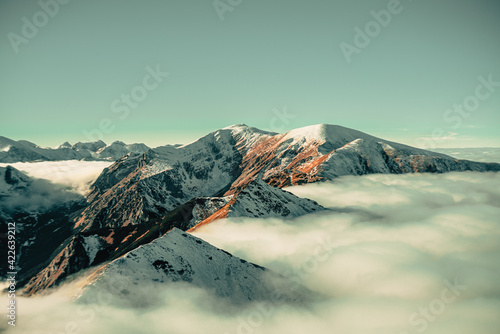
[0,0,499,148]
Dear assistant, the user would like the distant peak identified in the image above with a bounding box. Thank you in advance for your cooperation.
[58,141,72,149]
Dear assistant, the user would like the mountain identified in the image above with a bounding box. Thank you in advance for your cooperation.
[77,228,310,306]
[74,125,277,231]
[74,124,500,233]
[232,124,499,189]
[0,136,150,162]
[18,124,500,296]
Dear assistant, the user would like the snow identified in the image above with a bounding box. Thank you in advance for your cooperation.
[228,180,324,219]
[82,235,103,265]
[1,145,10,152]
[283,124,329,141]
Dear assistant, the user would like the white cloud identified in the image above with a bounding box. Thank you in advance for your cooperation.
[0,161,112,195]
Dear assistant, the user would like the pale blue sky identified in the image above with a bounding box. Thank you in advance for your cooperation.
[1,0,499,148]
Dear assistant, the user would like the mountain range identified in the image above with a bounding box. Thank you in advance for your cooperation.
[0,136,150,163]
[2,124,499,302]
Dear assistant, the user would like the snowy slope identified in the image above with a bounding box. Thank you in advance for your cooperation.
[189,180,325,231]
[80,228,308,305]
[228,179,324,218]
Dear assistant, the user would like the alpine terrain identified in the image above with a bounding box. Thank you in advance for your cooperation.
[3,124,499,301]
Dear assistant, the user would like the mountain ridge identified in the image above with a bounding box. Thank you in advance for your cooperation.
[10,124,500,297]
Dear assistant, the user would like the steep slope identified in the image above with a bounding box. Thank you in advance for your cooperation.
[79,228,309,305]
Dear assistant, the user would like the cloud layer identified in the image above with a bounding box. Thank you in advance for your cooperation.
[0,161,112,195]
[3,171,500,334]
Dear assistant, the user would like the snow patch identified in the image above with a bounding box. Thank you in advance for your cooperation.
[82,235,103,265]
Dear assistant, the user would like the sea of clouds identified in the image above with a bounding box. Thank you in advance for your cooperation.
[0,161,113,196]
[2,169,499,334]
